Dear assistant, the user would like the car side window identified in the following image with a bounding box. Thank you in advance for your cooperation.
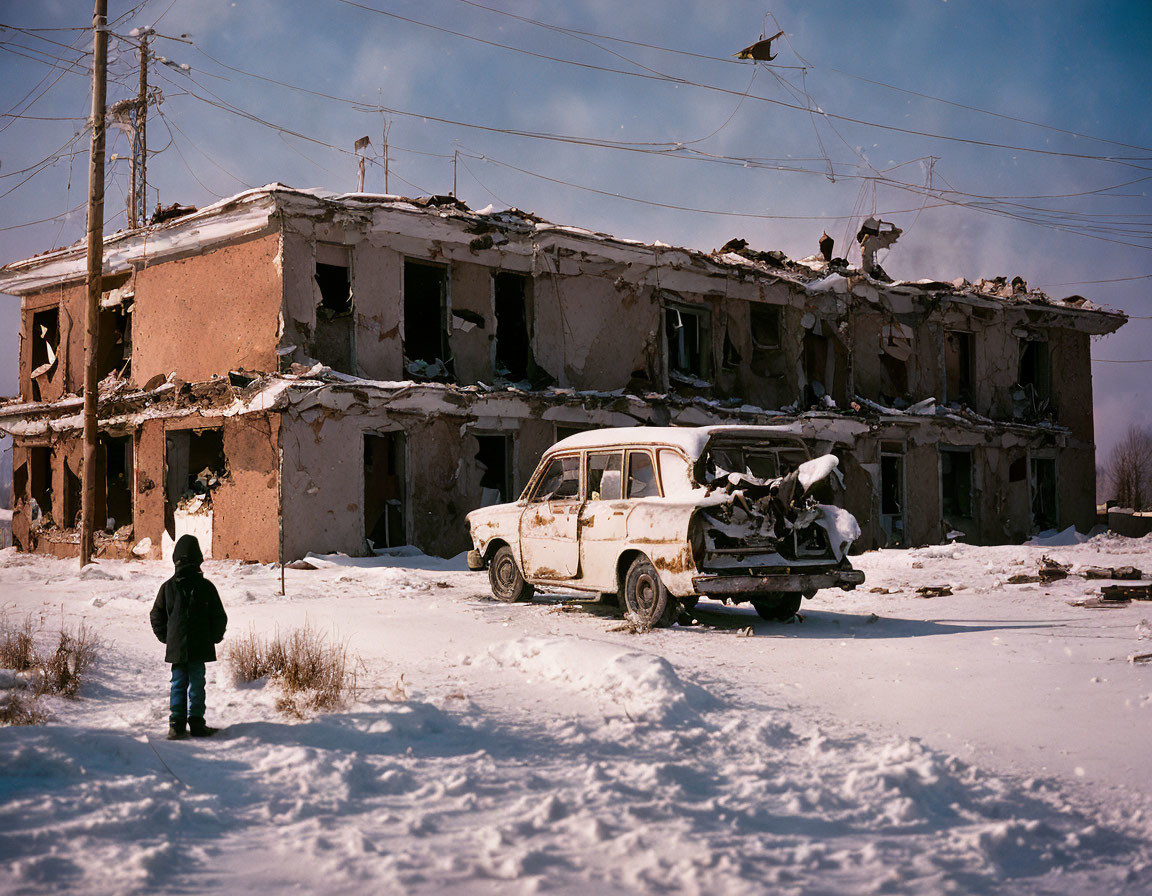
[529,455,580,502]
[627,450,658,498]
[587,451,623,501]
[657,449,692,496]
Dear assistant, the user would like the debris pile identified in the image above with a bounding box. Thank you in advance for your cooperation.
[697,452,860,564]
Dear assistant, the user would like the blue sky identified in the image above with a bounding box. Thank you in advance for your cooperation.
[1,0,1149,464]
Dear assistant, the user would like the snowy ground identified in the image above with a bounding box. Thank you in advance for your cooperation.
[2,534,1152,895]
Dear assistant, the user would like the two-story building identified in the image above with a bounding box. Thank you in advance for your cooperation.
[0,185,1126,561]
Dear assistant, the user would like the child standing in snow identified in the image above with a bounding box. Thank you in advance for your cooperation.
[150,534,228,740]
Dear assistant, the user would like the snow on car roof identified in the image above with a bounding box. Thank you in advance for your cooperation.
[547,424,805,460]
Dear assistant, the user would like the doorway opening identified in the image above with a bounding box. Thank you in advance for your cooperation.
[364,432,407,550]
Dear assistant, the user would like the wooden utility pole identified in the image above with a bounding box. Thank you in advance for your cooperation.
[80,0,109,567]
[131,33,148,228]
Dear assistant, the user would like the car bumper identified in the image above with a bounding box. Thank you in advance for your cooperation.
[691,568,865,595]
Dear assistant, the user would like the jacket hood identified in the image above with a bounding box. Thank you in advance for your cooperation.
[172,534,204,573]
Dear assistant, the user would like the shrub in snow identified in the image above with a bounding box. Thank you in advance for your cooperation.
[0,610,98,724]
[225,623,357,715]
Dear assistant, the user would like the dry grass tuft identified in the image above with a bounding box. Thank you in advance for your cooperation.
[0,609,99,725]
[226,623,357,714]
[0,614,38,672]
[0,691,47,725]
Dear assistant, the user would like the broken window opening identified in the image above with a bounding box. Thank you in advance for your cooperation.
[61,455,81,530]
[586,451,624,502]
[803,330,831,406]
[364,432,407,550]
[879,354,908,398]
[1018,338,1051,402]
[164,428,227,537]
[475,433,513,506]
[97,302,132,381]
[940,448,973,521]
[945,330,974,404]
[102,434,133,532]
[750,305,781,350]
[626,450,658,498]
[664,303,711,384]
[30,308,60,402]
[528,455,580,502]
[314,245,355,375]
[494,272,531,382]
[1030,456,1058,532]
[880,442,905,547]
[28,447,52,526]
[404,260,452,379]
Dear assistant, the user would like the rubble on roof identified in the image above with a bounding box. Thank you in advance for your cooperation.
[0,183,1127,328]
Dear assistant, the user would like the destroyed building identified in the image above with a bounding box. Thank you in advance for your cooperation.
[0,185,1126,562]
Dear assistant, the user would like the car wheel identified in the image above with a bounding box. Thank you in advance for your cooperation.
[488,545,534,603]
[750,592,802,621]
[623,555,678,628]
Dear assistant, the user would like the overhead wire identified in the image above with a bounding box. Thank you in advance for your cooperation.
[326,0,1152,169]
[0,201,87,233]
[145,42,1152,249]
[447,0,1152,155]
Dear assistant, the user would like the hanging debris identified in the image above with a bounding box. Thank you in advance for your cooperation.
[856,217,902,279]
[734,30,785,61]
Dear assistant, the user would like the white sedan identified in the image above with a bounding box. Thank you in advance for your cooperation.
[466,425,865,627]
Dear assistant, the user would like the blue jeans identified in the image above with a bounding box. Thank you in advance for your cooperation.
[170,662,206,722]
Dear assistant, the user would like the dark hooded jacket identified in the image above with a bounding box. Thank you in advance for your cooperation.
[150,535,228,663]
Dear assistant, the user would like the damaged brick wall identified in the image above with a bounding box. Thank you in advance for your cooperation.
[132,413,281,562]
[133,233,283,385]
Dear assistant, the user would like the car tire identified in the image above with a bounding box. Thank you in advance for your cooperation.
[623,555,678,628]
[750,592,802,621]
[488,545,534,603]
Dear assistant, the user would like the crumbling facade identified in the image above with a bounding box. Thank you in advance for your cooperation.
[0,186,1126,562]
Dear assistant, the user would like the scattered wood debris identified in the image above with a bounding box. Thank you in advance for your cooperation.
[1128,653,1152,665]
[1007,574,1042,585]
[1039,556,1071,582]
[1068,597,1130,609]
[1102,584,1152,602]
[1082,566,1144,580]
[916,586,952,598]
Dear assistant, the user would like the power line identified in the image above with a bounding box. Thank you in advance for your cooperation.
[150,49,1152,249]
[328,0,1152,169]
[0,201,86,233]
[461,148,955,222]
[447,0,1152,156]
[1036,274,1152,287]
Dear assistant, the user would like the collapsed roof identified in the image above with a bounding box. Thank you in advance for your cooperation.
[0,184,1128,335]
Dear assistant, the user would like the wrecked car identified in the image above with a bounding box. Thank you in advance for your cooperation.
[466,425,865,627]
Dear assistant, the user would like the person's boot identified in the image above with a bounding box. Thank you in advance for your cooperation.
[167,718,188,740]
[188,716,215,738]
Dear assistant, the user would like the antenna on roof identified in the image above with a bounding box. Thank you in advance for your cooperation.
[354,136,371,192]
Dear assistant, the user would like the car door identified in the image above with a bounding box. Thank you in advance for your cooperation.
[519,453,582,579]
[578,450,627,590]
